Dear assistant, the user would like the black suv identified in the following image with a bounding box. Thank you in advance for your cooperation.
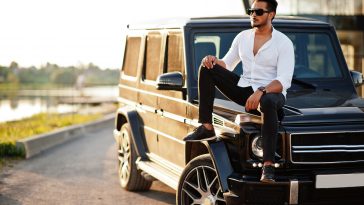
[113,16,364,204]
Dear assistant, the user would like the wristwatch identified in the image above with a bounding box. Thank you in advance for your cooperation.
[258,86,267,95]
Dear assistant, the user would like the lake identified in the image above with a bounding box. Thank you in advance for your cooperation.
[0,86,118,123]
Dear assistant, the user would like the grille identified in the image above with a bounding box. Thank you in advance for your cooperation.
[290,132,364,164]
[213,117,224,126]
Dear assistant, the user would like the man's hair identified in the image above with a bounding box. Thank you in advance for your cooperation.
[254,0,278,13]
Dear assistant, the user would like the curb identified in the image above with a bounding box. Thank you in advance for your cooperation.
[16,113,115,159]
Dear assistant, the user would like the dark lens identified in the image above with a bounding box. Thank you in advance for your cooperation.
[255,9,264,16]
[247,8,265,16]
[247,9,253,15]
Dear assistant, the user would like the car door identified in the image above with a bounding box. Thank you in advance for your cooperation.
[137,30,165,156]
[156,31,188,169]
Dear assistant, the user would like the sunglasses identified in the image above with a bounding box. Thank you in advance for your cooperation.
[247,8,271,16]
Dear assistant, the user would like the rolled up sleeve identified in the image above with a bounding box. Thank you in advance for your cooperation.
[275,40,295,91]
[222,33,241,71]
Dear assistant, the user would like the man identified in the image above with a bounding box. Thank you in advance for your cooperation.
[183,0,295,183]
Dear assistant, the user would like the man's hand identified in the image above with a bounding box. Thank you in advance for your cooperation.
[245,90,264,111]
[202,55,218,69]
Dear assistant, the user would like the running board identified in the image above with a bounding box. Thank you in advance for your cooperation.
[136,160,180,190]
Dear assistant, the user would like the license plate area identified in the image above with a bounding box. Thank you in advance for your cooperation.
[316,173,364,189]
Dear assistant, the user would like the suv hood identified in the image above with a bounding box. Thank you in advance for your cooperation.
[286,90,364,108]
[283,95,364,125]
[213,98,364,126]
[282,106,364,126]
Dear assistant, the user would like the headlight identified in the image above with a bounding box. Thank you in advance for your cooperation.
[251,134,282,160]
[251,135,263,159]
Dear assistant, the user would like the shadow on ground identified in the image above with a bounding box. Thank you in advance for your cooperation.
[0,194,22,205]
[137,188,176,204]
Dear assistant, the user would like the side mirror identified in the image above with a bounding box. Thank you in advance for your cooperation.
[156,72,184,91]
[350,70,363,87]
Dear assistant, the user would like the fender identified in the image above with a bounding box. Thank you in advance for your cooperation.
[203,140,234,192]
[116,106,148,160]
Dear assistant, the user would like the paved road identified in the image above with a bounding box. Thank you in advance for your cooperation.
[0,124,175,205]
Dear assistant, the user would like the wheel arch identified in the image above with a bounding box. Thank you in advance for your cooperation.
[204,140,234,193]
[185,141,209,164]
[115,106,148,160]
[115,112,127,131]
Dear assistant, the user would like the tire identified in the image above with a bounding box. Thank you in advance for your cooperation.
[177,154,226,205]
[117,123,152,191]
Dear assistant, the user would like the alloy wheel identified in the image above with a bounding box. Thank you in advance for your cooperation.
[181,165,226,205]
[118,128,131,186]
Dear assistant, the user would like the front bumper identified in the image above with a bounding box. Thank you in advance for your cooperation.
[224,176,364,205]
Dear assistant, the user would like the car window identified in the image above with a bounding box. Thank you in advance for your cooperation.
[166,32,185,73]
[193,32,242,80]
[192,31,343,81]
[286,32,343,79]
[143,32,164,81]
[122,36,142,77]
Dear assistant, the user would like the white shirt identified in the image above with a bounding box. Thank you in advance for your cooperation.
[222,27,295,97]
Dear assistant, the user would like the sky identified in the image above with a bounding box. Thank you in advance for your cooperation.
[0,0,244,69]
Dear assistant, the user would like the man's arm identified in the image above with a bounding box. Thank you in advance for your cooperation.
[245,80,282,111]
[264,79,283,93]
[274,39,295,92]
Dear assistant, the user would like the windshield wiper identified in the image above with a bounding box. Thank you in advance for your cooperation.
[292,77,317,90]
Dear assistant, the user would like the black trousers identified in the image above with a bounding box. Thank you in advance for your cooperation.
[198,65,285,162]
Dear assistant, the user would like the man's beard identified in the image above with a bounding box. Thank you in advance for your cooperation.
[251,19,266,28]
[251,22,261,28]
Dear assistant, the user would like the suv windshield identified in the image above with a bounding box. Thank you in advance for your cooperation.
[193,31,343,82]
[287,32,343,79]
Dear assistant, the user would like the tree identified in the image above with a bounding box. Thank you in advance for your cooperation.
[9,61,19,70]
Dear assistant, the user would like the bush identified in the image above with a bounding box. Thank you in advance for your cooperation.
[0,143,24,158]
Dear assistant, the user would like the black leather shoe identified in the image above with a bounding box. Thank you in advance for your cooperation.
[260,165,275,183]
[183,125,216,142]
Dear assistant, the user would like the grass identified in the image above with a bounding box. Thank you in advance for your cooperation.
[0,113,102,159]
